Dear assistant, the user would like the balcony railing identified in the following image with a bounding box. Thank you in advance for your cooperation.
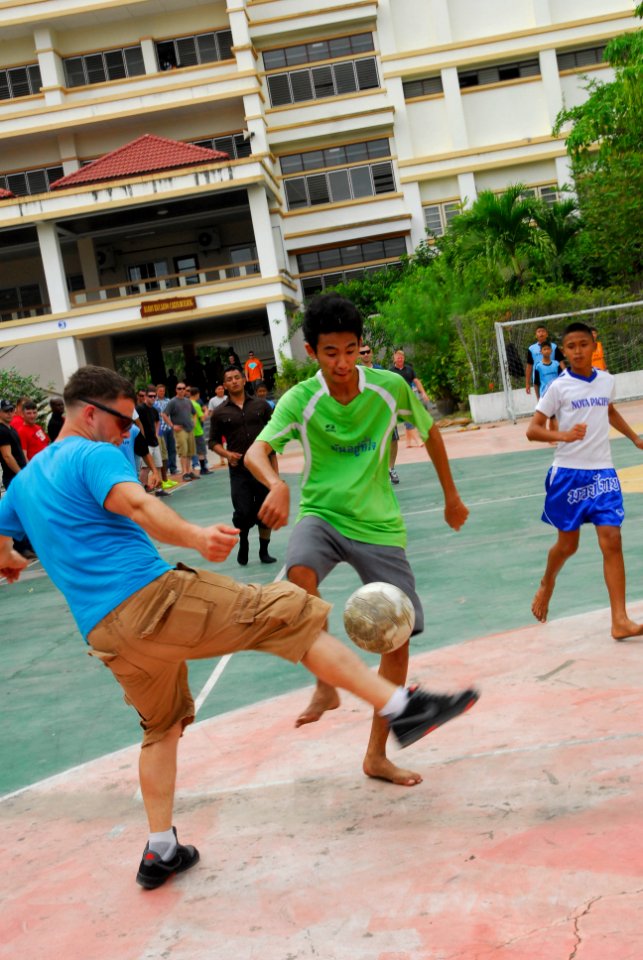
[70,260,261,305]
[0,303,50,323]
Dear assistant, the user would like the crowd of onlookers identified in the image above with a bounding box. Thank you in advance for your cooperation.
[0,350,274,563]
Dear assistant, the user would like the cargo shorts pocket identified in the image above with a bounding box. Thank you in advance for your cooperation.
[144,574,215,648]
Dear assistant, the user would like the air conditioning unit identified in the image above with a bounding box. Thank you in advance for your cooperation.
[198,229,221,251]
[96,247,116,269]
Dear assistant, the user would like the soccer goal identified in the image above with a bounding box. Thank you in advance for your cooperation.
[495,300,643,421]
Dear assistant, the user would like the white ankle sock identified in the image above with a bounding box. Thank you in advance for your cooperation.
[148,827,177,861]
[378,686,409,720]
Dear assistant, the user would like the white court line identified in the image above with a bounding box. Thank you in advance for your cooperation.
[404,491,543,518]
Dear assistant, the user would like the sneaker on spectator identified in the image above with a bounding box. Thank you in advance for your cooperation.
[389,468,400,485]
[182,473,193,482]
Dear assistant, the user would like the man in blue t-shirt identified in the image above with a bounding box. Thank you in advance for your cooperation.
[0,365,468,889]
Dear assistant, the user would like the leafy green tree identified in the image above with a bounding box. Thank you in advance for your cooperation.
[530,197,582,283]
[553,6,643,284]
[444,184,547,289]
[0,366,48,407]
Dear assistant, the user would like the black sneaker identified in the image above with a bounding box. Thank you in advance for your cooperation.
[136,828,200,890]
[389,468,400,485]
[390,685,479,748]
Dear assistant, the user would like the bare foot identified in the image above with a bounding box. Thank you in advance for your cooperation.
[295,686,341,727]
[531,583,553,622]
[612,619,643,641]
[363,755,423,786]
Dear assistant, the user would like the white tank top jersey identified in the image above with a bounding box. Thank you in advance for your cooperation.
[536,368,616,469]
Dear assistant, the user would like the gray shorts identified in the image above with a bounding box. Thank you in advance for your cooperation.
[286,514,424,635]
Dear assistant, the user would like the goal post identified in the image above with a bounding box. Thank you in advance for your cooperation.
[494,300,643,422]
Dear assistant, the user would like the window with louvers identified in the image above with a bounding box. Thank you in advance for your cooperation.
[0,64,42,100]
[155,30,233,70]
[268,56,379,105]
[0,165,64,196]
[63,46,145,87]
[403,76,443,99]
[556,45,607,71]
[191,134,251,159]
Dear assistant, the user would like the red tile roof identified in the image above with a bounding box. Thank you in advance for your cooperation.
[0,188,16,200]
[50,135,230,190]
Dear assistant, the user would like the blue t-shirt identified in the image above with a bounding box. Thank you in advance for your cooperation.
[533,359,561,396]
[0,437,171,641]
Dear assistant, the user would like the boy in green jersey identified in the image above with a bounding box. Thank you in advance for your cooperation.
[245,293,472,787]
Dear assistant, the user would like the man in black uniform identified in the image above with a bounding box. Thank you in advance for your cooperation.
[209,366,277,566]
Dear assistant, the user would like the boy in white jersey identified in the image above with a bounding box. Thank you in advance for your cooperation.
[527,321,643,640]
[245,293,476,787]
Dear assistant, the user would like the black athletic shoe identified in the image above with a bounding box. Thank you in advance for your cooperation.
[136,828,200,890]
[390,685,479,748]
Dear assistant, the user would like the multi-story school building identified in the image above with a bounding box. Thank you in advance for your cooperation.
[0,0,636,391]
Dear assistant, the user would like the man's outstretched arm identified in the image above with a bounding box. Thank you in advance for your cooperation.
[104,481,239,562]
[424,424,469,531]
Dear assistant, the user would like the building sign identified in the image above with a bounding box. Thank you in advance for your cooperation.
[140,296,196,318]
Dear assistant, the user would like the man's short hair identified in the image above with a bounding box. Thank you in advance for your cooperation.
[63,365,136,407]
[302,293,363,351]
[23,400,38,411]
[223,365,244,378]
[562,321,593,340]
[189,386,200,396]
[540,339,552,348]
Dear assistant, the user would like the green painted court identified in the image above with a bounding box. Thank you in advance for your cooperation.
[4,416,643,798]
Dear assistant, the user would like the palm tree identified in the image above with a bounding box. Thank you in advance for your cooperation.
[447,183,546,287]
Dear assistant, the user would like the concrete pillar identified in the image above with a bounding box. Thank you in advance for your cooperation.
[57,337,86,382]
[266,301,292,364]
[402,181,428,251]
[34,26,65,106]
[429,0,453,44]
[458,171,477,207]
[540,48,563,126]
[140,38,158,74]
[57,133,80,175]
[36,222,70,313]
[442,67,468,150]
[77,237,100,296]
[531,0,551,27]
[247,184,279,276]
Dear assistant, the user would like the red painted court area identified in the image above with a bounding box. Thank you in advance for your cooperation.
[2,409,643,959]
[2,605,642,960]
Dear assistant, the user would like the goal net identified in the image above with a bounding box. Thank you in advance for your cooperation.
[495,300,643,421]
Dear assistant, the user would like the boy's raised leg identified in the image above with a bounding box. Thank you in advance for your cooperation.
[596,525,643,640]
[532,529,579,622]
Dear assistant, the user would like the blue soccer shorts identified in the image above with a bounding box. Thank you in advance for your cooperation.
[542,466,624,531]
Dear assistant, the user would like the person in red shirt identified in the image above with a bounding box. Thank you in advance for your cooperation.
[18,401,50,460]
[9,395,29,433]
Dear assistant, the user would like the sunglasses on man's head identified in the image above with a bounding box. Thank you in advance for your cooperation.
[78,397,135,431]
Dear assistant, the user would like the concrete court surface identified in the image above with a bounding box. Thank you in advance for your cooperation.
[1,604,642,960]
[2,402,643,959]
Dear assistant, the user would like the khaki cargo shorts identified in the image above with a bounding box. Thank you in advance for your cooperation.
[87,564,330,747]
[175,428,196,458]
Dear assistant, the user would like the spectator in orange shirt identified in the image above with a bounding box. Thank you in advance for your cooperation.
[243,351,264,395]
[591,327,607,370]
[18,401,50,460]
